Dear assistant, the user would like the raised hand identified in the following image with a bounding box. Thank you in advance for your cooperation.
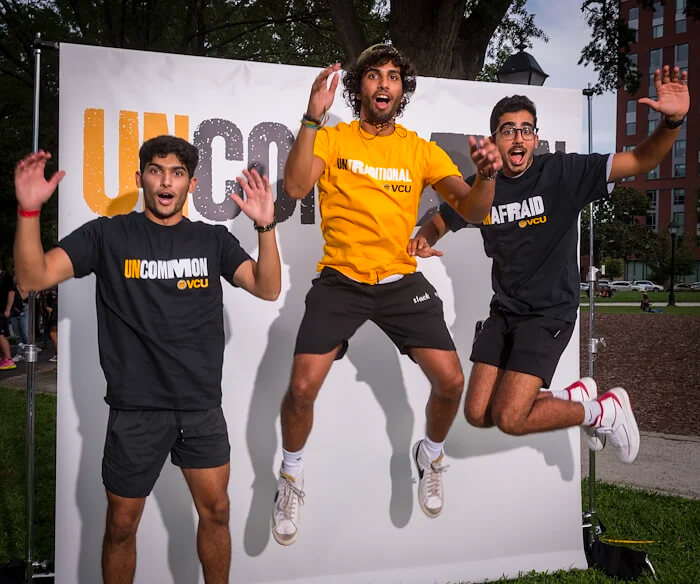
[638,65,689,120]
[407,236,444,258]
[232,168,275,228]
[15,151,66,211]
[306,63,341,121]
[469,135,502,179]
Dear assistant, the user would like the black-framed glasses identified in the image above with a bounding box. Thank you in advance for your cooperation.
[493,125,538,141]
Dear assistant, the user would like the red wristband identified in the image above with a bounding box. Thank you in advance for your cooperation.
[18,208,41,218]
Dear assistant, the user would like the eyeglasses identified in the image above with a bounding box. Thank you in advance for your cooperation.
[493,125,538,141]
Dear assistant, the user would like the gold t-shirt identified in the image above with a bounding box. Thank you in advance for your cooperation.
[313,121,460,283]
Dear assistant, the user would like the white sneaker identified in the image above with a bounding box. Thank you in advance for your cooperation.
[12,353,24,362]
[271,468,304,546]
[412,440,447,518]
[593,388,640,464]
[563,377,605,452]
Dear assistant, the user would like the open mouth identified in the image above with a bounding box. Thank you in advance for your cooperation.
[374,94,391,109]
[509,147,526,166]
[157,192,175,205]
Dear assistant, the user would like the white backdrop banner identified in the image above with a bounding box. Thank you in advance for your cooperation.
[57,43,587,583]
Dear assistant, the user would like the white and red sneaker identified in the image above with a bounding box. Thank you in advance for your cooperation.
[593,388,640,464]
[564,377,605,452]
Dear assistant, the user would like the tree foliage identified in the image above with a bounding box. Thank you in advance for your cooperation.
[647,234,697,286]
[581,186,658,264]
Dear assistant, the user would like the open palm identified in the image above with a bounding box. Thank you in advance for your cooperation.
[638,65,689,119]
[15,151,65,211]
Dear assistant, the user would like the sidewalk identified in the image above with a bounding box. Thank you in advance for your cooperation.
[580,431,700,499]
[2,357,698,500]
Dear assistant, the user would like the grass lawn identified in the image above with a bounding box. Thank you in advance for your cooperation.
[1,387,698,583]
[0,387,56,566]
[580,305,700,315]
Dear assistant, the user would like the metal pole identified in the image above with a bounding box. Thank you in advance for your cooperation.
[668,233,677,306]
[582,84,601,551]
[24,32,43,584]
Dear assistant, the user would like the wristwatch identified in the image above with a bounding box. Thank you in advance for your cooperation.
[663,115,685,129]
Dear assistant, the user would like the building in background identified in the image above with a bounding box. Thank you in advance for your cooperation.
[617,0,699,281]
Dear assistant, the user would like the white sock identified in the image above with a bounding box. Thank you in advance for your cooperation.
[550,389,570,400]
[282,447,304,479]
[422,436,445,462]
[581,401,602,427]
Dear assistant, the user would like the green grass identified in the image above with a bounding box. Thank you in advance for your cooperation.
[1,388,698,583]
[580,305,700,315]
[583,291,699,303]
[0,387,56,565]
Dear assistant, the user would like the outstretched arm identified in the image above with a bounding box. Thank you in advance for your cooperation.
[434,136,501,223]
[283,63,341,199]
[610,65,690,181]
[14,151,75,292]
[408,212,449,258]
[231,168,281,301]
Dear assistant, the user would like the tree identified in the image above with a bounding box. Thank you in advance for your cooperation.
[581,186,658,265]
[647,234,696,287]
[579,0,700,94]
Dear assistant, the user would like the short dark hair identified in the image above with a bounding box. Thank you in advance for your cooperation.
[490,95,538,135]
[342,44,417,118]
[139,135,199,178]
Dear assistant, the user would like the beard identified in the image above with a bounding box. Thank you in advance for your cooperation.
[361,94,401,125]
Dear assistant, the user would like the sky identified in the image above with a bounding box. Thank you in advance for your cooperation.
[525,0,618,154]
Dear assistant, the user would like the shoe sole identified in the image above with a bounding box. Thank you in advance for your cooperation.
[412,441,442,519]
[271,517,298,546]
[609,387,640,464]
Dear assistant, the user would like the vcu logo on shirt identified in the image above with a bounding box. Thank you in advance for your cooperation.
[124,257,209,290]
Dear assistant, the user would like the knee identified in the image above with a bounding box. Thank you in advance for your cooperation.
[491,406,526,436]
[199,494,230,527]
[433,370,465,402]
[464,401,492,428]
[287,376,321,409]
[105,508,140,545]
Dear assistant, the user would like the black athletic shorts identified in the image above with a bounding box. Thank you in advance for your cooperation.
[470,305,575,388]
[294,267,455,359]
[102,407,230,498]
[0,314,9,337]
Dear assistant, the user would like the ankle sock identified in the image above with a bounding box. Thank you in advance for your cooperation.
[582,400,602,427]
[422,436,445,462]
[282,447,304,479]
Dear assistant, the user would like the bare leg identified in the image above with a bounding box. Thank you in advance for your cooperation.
[102,490,146,584]
[182,464,231,584]
[410,348,464,442]
[280,350,339,451]
[0,335,11,360]
[490,370,585,435]
[464,362,503,428]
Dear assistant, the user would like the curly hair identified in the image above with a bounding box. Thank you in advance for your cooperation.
[489,95,538,135]
[342,44,417,119]
[139,135,199,178]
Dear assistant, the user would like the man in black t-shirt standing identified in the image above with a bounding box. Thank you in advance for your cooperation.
[13,136,281,584]
[411,65,690,465]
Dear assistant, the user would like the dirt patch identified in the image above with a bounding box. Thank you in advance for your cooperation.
[580,314,700,437]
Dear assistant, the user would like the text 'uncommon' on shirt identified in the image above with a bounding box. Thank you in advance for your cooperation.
[123,258,209,280]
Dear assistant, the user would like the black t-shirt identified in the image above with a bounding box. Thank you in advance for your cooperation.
[440,152,612,322]
[58,212,252,410]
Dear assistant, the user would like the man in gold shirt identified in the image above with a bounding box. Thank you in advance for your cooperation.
[273,44,501,545]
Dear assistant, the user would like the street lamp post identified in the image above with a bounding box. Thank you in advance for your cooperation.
[668,221,680,306]
[496,42,549,86]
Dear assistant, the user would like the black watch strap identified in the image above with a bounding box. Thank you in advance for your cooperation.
[663,115,685,129]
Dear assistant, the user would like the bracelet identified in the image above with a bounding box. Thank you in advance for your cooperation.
[663,115,685,129]
[478,169,496,181]
[254,219,277,233]
[18,208,41,217]
[301,111,328,131]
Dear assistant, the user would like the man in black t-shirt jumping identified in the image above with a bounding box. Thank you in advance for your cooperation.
[13,136,281,584]
[410,65,690,465]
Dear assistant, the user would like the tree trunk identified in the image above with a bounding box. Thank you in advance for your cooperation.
[326,0,369,64]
